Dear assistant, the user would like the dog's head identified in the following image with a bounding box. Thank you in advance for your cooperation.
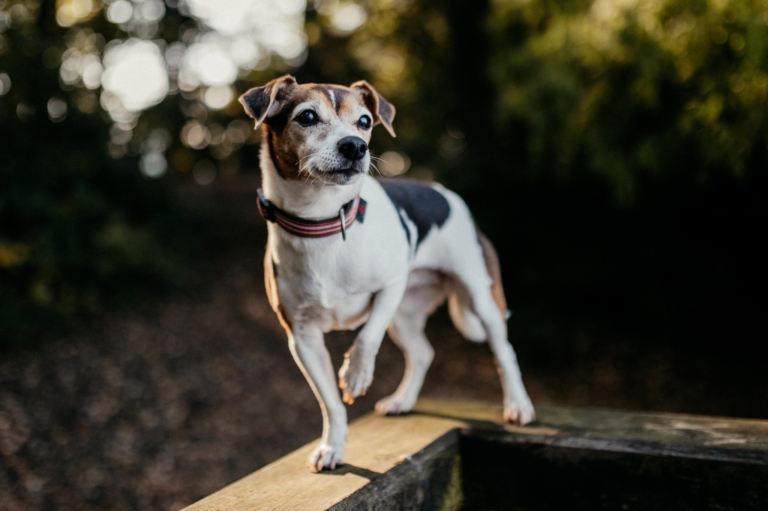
[239,75,395,186]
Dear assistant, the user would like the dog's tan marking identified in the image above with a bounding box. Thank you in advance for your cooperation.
[265,125,302,180]
[478,231,508,319]
[264,250,280,312]
[264,250,293,334]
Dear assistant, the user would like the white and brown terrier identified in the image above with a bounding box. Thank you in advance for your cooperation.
[239,75,535,472]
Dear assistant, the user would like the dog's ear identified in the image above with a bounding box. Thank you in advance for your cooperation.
[239,75,297,129]
[350,80,396,138]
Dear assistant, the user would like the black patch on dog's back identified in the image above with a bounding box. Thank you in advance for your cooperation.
[379,178,450,248]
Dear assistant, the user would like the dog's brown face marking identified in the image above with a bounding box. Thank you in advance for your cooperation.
[240,76,396,184]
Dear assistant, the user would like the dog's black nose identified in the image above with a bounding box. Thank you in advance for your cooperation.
[337,136,368,161]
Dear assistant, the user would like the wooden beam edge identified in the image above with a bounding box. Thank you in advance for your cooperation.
[183,399,768,510]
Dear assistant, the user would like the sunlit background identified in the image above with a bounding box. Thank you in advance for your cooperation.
[1,0,767,509]
[4,0,765,333]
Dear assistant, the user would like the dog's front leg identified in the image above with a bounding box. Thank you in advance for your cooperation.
[288,323,348,472]
[338,279,408,404]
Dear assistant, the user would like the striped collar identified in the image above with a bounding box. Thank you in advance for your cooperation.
[257,189,367,240]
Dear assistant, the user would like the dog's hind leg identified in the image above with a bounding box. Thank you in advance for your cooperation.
[461,276,535,424]
[453,233,535,425]
[375,270,445,416]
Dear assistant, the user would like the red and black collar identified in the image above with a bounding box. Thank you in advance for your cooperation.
[257,189,367,240]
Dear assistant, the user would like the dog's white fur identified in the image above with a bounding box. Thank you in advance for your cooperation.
[242,77,534,472]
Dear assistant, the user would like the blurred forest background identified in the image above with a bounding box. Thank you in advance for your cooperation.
[0,0,768,350]
[2,0,766,358]
[1,0,767,508]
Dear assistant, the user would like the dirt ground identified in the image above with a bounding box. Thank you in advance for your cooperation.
[1,179,765,511]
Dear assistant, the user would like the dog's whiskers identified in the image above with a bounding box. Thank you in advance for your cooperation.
[370,155,392,166]
[369,162,383,177]
[369,155,391,177]
[297,153,321,182]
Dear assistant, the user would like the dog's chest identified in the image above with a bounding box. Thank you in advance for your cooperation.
[274,242,383,330]
[297,279,374,331]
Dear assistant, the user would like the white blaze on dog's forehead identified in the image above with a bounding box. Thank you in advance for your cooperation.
[325,89,336,110]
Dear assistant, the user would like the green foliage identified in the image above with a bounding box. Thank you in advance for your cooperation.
[489,0,768,202]
[0,4,194,342]
[1,0,765,350]
[314,0,766,348]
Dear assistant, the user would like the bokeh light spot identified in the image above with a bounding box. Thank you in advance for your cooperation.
[47,97,68,122]
[81,54,103,89]
[378,151,410,176]
[181,121,211,149]
[140,0,165,23]
[193,160,217,185]
[0,73,11,95]
[140,152,168,177]
[56,0,99,27]
[182,41,238,86]
[331,3,366,35]
[203,86,233,110]
[16,103,35,121]
[101,39,169,117]
[226,119,252,145]
[729,33,746,52]
[106,1,133,24]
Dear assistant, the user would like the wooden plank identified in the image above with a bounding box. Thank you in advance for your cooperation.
[327,431,463,511]
[413,400,768,464]
[182,399,768,510]
[181,404,470,511]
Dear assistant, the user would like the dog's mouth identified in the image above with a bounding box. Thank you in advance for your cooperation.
[306,156,368,185]
[327,167,362,178]
[319,163,367,184]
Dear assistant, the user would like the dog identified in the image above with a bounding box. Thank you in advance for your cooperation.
[239,75,535,472]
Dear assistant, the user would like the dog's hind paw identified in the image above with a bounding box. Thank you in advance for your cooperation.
[504,401,536,426]
[307,442,345,472]
[375,394,415,416]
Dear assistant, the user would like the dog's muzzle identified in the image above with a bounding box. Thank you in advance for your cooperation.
[337,136,368,161]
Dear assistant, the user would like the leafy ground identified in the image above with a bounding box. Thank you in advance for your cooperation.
[1,178,765,511]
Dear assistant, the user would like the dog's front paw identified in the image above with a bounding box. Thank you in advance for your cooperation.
[337,345,375,404]
[307,442,345,472]
[504,399,536,426]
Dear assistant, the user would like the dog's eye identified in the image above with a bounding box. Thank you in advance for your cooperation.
[296,110,319,126]
[358,115,372,130]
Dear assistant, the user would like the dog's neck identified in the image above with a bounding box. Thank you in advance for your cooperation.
[259,138,365,221]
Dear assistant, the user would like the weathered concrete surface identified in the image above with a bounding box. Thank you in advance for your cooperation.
[182,399,768,511]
